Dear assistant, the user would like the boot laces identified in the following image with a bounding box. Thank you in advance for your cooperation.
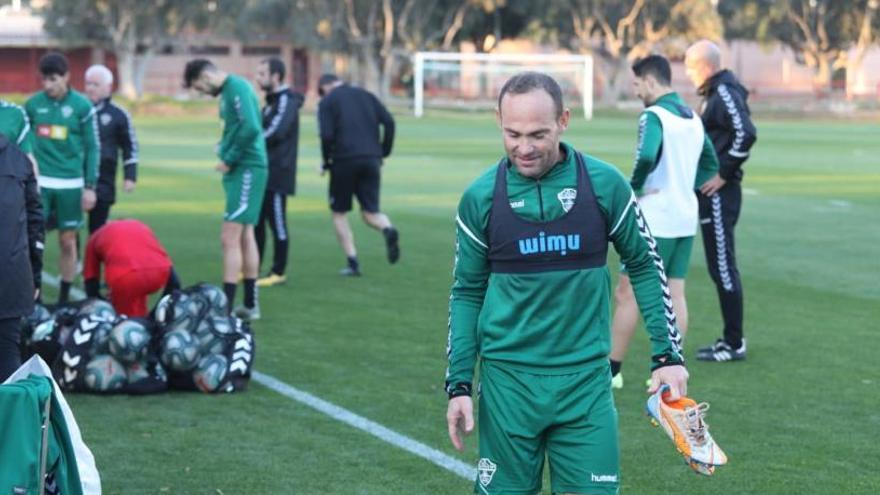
[684,402,710,445]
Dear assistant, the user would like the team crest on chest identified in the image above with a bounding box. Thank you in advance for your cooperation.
[100,113,112,126]
[478,458,497,486]
[557,188,577,212]
[61,105,73,118]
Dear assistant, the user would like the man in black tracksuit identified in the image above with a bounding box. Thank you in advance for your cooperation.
[317,74,400,276]
[84,64,139,234]
[254,58,304,287]
[0,134,44,381]
[685,40,757,362]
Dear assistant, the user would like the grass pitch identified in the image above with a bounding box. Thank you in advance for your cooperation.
[36,108,880,494]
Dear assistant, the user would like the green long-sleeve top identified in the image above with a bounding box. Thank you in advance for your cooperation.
[631,92,719,195]
[217,75,267,168]
[25,89,99,186]
[0,99,33,154]
[446,142,684,394]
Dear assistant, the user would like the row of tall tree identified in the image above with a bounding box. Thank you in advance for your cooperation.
[39,0,880,100]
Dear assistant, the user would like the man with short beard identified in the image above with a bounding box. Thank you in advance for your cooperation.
[183,59,268,320]
[253,57,304,287]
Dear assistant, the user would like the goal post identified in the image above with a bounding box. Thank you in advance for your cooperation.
[413,51,593,119]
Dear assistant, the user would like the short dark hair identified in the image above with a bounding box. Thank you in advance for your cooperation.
[317,73,339,96]
[183,58,216,88]
[318,73,339,87]
[497,72,564,119]
[632,55,672,86]
[263,57,286,81]
[39,52,69,77]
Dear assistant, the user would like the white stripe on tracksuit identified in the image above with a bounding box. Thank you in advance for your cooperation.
[272,192,287,241]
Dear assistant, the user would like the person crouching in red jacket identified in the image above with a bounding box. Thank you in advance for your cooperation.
[83,219,180,317]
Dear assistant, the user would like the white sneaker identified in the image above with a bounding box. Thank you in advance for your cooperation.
[233,305,261,321]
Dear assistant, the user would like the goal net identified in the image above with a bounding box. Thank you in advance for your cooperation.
[413,52,593,119]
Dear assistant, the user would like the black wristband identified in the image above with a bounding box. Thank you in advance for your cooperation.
[446,382,472,400]
[650,353,685,371]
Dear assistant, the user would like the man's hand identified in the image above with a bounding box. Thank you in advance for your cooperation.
[82,188,97,211]
[446,396,474,451]
[699,174,726,196]
[215,162,231,174]
[123,179,136,193]
[318,163,330,177]
[648,365,689,401]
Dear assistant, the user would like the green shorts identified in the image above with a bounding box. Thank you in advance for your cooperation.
[622,236,694,279]
[223,166,267,225]
[476,360,620,494]
[41,187,82,230]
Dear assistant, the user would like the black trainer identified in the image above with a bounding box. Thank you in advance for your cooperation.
[383,227,400,264]
[696,338,746,362]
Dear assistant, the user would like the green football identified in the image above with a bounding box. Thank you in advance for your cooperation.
[79,299,117,322]
[83,354,127,393]
[109,319,151,364]
[193,354,229,393]
[160,329,200,371]
[126,360,151,384]
[198,284,229,317]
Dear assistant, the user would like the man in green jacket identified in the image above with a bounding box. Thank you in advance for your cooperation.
[0,98,35,159]
[25,53,100,304]
[184,59,268,320]
[445,72,688,494]
[609,55,719,389]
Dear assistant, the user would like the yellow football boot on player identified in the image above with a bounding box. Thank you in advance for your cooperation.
[646,385,728,473]
[257,273,287,287]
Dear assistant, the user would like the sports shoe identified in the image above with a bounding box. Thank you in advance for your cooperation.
[383,227,400,264]
[697,338,746,362]
[339,267,362,277]
[611,373,623,389]
[646,384,727,474]
[233,305,261,321]
[256,273,287,287]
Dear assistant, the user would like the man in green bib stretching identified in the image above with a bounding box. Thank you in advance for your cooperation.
[184,59,268,320]
[445,72,688,494]
[25,52,100,303]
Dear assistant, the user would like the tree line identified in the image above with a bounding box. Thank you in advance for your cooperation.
[38,0,879,100]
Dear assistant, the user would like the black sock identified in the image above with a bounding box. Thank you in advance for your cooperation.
[347,256,359,271]
[223,283,236,311]
[243,279,257,308]
[610,359,622,377]
[59,281,72,304]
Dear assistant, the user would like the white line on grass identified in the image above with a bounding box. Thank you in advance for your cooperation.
[41,272,477,482]
[251,371,477,481]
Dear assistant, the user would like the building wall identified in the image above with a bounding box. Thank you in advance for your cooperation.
[0,47,115,94]
[139,42,313,97]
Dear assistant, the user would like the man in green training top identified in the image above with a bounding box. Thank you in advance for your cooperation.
[609,55,719,389]
[0,98,36,169]
[184,59,268,320]
[445,72,688,494]
[25,52,100,304]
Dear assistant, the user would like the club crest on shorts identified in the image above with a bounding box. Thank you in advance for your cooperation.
[478,458,497,486]
[557,188,577,212]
